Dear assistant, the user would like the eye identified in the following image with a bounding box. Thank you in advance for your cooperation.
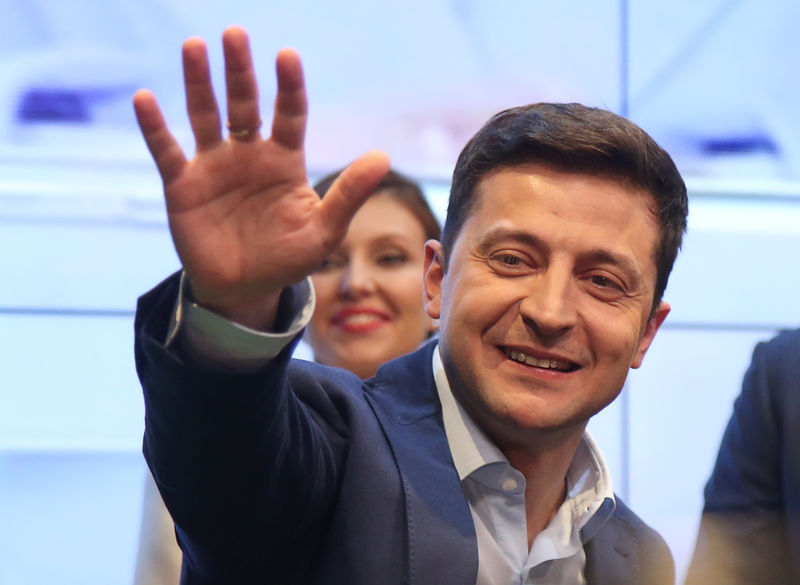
[487,251,533,275]
[499,254,522,265]
[586,273,626,300]
[376,251,409,267]
[590,275,618,289]
[316,254,346,272]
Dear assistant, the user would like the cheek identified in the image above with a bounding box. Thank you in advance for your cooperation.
[446,278,522,332]
[385,268,427,311]
[305,315,331,356]
[307,311,328,336]
[307,277,338,344]
[583,304,643,362]
[310,275,339,315]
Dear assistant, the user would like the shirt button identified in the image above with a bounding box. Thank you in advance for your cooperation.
[502,478,518,491]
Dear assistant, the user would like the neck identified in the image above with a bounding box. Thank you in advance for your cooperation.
[501,430,585,549]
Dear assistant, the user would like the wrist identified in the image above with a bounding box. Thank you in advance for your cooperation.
[186,279,282,331]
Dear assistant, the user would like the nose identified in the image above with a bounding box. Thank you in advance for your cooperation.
[519,267,577,340]
[338,257,376,298]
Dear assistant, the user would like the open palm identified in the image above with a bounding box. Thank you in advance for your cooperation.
[134,26,389,328]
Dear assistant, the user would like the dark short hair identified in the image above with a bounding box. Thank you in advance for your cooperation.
[442,102,688,310]
[314,168,441,242]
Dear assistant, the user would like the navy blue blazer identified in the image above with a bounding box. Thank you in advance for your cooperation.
[685,329,800,585]
[136,274,674,585]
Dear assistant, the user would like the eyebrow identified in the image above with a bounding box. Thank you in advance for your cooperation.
[367,233,423,248]
[477,226,550,254]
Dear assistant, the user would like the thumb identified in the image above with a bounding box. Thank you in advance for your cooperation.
[317,150,391,241]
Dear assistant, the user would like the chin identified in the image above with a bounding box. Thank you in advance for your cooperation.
[496,400,593,434]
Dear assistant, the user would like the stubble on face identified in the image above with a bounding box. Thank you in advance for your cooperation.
[426,165,669,451]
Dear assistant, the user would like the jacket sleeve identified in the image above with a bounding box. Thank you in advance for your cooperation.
[134,273,351,585]
[684,332,798,585]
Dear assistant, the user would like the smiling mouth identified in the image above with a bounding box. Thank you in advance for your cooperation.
[331,311,389,333]
[503,348,578,373]
[335,313,386,326]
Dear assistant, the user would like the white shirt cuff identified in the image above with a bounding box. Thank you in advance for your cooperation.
[165,271,315,372]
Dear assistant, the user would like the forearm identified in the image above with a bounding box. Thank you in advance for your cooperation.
[135,273,339,582]
[703,340,783,511]
[686,334,794,584]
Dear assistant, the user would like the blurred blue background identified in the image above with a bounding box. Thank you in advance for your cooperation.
[2,1,800,583]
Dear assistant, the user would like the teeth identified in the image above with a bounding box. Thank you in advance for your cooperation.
[341,313,382,325]
[507,349,569,371]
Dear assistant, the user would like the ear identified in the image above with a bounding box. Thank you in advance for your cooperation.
[423,240,445,319]
[631,301,670,369]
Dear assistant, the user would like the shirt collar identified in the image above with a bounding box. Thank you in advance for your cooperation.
[432,344,615,532]
[433,344,504,480]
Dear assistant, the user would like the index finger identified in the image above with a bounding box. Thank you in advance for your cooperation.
[271,48,308,150]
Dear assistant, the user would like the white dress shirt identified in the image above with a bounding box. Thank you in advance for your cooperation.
[432,348,614,585]
[169,274,616,585]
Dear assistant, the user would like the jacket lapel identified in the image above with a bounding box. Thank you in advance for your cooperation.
[365,342,478,585]
[583,509,639,585]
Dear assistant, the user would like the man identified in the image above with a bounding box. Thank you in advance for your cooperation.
[134,26,687,585]
[684,329,800,585]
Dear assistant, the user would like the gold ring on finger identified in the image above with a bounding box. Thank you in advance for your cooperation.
[227,119,262,141]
